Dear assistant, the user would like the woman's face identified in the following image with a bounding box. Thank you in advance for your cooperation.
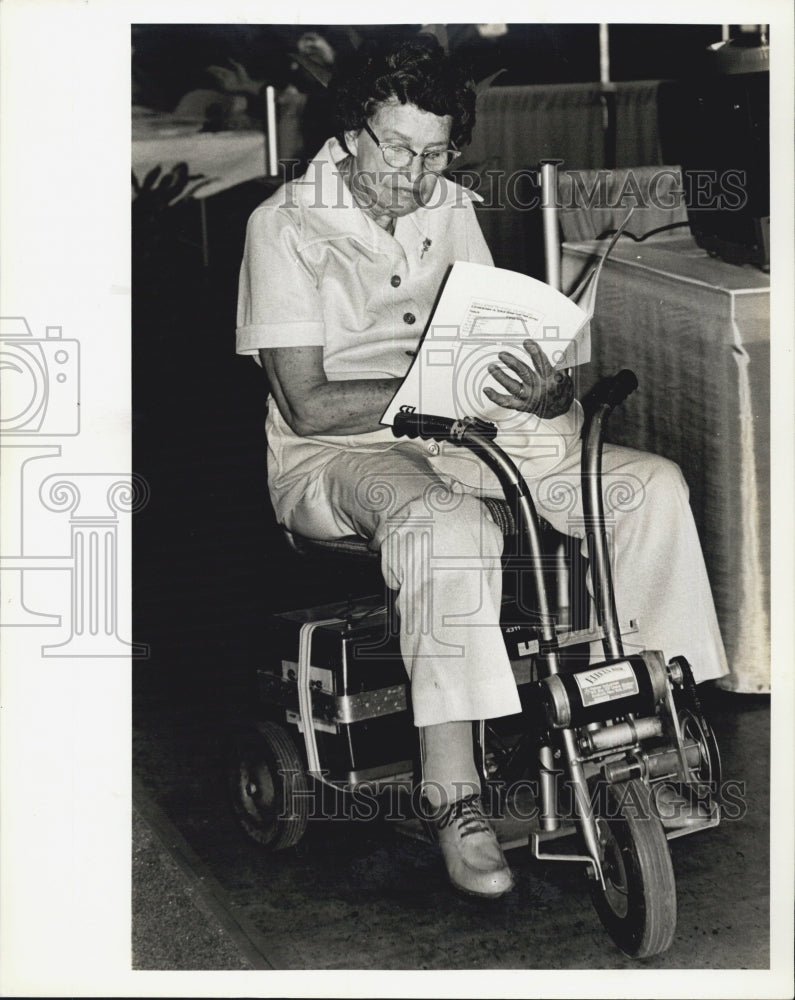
[344,99,453,222]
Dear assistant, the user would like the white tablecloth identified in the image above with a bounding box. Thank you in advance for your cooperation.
[132,112,266,200]
[562,235,770,693]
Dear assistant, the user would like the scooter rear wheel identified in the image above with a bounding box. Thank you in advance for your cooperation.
[589,778,677,958]
[229,721,310,850]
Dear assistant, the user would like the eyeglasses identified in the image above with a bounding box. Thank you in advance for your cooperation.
[362,122,461,173]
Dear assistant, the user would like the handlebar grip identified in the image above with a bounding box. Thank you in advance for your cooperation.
[391,412,499,445]
[591,369,638,410]
[392,412,456,442]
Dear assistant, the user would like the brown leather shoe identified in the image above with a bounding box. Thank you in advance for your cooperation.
[432,795,514,899]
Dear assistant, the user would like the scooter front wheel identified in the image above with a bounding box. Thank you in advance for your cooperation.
[589,778,677,958]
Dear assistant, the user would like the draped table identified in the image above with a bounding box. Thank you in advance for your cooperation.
[562,234,770,692]
[132,110,267,198]
[132,109,267,263]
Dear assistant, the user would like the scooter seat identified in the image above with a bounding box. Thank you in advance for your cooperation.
[282,497,521,562]
[283,530,378,561]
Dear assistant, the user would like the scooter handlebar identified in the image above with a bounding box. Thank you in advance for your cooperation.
[590,369,639,411]
[391,412,499,445]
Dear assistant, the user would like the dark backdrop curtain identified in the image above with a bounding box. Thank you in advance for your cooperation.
[458,81,664,275]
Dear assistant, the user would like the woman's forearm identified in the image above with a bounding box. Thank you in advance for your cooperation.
[283,377,403,437]
[259,346,402,436]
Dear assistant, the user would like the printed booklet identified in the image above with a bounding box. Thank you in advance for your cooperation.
[381,211,632,428]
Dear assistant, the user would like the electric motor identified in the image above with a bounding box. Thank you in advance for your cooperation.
[539,650,668,729]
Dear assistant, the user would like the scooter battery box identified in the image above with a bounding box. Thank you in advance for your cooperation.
[260,596,416,785]
[258,594,552,785]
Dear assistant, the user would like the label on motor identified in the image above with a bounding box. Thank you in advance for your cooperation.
[573,661,639,707]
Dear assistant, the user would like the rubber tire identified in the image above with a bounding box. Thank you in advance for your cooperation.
[589,778,677,958]
[229,721,310,850]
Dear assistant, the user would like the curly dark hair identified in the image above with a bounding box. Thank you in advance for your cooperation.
[330,34,477,151]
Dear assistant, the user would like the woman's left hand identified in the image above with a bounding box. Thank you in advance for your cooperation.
[484,339,574,418]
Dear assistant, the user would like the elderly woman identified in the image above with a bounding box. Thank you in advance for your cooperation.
[236,35,728,899]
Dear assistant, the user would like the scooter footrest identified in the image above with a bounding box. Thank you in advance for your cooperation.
[664,810,721,840]
[531,826,593,865]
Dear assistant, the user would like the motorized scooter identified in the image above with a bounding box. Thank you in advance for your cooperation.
[229,369,722,958]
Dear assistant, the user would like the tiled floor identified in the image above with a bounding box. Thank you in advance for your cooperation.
[132,684,769,970]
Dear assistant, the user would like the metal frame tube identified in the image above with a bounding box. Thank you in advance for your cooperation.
[463,428,560,670]
[582,405,623,661]
[461,424,605,883]
[538,744,560,831]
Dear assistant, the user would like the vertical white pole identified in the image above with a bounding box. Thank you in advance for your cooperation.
[265,85,278,177]
[599,24,610,85]
[598,24,613,155]
[540,160,561,291]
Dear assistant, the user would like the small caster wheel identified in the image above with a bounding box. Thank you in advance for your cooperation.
[229,721,310,850]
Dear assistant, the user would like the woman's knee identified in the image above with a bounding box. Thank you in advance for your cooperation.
[602,452,689,529]
[644,454,688,503]
[389,490,502,556]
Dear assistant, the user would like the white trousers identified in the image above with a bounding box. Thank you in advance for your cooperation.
[286,439,729,727]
